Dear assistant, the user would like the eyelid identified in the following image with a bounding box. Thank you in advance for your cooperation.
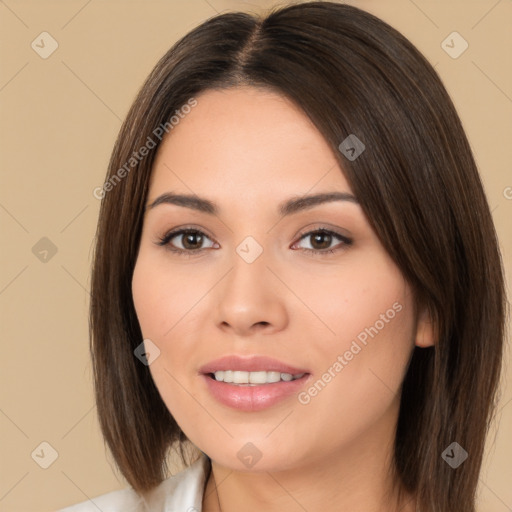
[293,224,352,244]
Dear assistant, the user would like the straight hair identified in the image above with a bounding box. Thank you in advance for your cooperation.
[89,3,508,511]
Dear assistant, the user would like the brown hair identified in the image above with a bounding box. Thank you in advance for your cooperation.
[89,2,507,511]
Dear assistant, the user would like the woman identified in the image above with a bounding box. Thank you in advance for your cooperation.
[59,2,507,511]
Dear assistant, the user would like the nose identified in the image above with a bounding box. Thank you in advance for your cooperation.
[213,248,289,337]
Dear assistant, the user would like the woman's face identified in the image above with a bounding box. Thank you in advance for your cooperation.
[132,86,433,472]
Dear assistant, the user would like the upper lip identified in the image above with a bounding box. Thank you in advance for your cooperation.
[199,355,309,375]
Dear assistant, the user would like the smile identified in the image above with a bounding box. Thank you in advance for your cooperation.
[211,370,306,385]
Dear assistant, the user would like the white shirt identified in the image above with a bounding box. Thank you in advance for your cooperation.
[58,453,210,512]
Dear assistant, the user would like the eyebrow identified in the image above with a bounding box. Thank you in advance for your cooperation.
[145,191,359,217]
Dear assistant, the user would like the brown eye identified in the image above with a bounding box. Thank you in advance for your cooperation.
[310,232,334,250]
[294,228,352,255]
[157,228,216,254]
[179,231,204,250]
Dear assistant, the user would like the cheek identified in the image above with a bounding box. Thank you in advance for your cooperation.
[131,252,202,339]
[294,284,414,451]
[304,259,415,400]
[298,257,412,351]
[131,254,208,414]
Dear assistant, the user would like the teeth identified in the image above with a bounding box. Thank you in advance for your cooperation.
[233,371,249,384]
[213,370,305,385]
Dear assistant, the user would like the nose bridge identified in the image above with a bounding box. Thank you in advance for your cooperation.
[213,235,288,333]
[225,235,271,299]
[235,234,266,267]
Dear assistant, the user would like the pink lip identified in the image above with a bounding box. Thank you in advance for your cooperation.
[199,355,310,412]
[199,355,309,375]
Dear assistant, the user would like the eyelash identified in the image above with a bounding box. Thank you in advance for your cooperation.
[156,226,352,258]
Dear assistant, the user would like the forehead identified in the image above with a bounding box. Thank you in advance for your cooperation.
[149,86,352,200]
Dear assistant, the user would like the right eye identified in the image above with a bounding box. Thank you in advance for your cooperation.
[157,228,218,255]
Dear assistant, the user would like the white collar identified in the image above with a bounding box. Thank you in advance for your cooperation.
[58,452,211,512]
[158,452,210,511]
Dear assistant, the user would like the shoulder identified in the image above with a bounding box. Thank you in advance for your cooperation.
[57,453,210,512]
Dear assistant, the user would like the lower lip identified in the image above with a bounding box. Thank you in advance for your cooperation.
[202,374,309,412]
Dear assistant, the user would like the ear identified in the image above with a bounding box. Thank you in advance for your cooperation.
[414,305,435,348]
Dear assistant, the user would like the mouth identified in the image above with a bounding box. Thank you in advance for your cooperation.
[199,355,310,411]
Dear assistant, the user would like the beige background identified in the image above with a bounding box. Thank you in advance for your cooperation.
[0,0,511,511]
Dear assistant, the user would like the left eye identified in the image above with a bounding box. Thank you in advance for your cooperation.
[293,229,352,254]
